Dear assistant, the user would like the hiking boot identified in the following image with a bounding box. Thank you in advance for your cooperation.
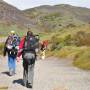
[9,69,15,76]
[27,84,32,88]
[13,70,16,75]
[27,83,32,88]
[9,71,13,76]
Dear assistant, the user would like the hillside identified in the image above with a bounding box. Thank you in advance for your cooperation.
[0,1,31,25]
[23,4,90,31]
[0,1,90,34]
[0,0,38,36]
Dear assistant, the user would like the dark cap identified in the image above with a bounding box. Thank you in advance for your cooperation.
[27,31,33,36]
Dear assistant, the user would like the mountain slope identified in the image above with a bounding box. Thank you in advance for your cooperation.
[23,4,90,31]
[0,0,40,36]
[0,0,32,26]
[0,1,90,34]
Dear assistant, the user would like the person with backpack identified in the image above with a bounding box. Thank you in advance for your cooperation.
[3,30,20,76]
[17,31,39,88]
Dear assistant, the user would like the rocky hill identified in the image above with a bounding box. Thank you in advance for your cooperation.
[0,0,34,28]
[0,0,40,36]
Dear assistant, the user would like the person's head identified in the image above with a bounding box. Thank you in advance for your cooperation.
[27,31,33,36]
[35,35,39,39]
[10,30,15,35]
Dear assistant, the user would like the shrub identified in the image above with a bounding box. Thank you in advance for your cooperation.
[73,49,90,70]
[0,43,4,55]
[74,31,90,46]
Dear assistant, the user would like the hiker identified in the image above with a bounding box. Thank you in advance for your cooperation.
[17,31,39,88]
[34,35,40,53]
[3,30,20,76]
[40,40,48,59]
[42,40,48,49]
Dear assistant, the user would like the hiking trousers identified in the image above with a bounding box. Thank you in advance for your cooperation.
[8,55,16,75]
[23,64,35,87]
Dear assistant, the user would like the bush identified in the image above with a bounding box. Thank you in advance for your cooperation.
[0,43,4,55]
[50,33,75,51]
[74,31,90,46]
[55,46,81,58]
[73,49,90,70]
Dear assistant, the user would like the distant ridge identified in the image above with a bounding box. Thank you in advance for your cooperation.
[0,1,90,32]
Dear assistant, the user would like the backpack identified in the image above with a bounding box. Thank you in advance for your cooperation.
[23,35,39,51]
[6,35,20,49]
[22,35,38,65]
[6,35,20,57]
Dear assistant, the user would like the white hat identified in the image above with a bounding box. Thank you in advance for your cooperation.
[10,30,15,34]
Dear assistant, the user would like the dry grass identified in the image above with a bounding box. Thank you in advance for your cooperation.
[46,24,90,70]
[0,86,8,90]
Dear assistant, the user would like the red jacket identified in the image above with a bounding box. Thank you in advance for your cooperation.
[17,36,25,57]
[42,40,48,48]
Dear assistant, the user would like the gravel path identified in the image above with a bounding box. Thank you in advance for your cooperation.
[0,56,90,90]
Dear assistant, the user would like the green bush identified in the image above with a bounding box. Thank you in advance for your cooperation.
[50,33,74,51]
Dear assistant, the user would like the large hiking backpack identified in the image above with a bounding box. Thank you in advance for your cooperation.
[6,35,20,57]
[6,35,20,49]
[24,35,38,50]
[22,35,39,65]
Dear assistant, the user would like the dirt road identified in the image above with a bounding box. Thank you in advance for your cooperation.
[0,56,90,90]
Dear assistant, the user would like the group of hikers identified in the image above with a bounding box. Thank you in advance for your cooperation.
[3,30,48,88]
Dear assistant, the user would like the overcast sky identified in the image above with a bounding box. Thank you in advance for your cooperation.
[4,0,90,10]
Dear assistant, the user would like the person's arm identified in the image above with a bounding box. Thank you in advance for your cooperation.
[3,44,7,56]
[17,36,25,57]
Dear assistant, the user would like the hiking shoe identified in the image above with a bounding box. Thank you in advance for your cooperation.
[9,71,13,76]
[27,83,32,88]
[13,70,16,75]
[27,84,32,88]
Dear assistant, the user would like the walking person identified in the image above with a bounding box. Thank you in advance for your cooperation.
[40,42,46,60]
[40,40,48,60]
[17,31,39,88]
[3,30,20,76]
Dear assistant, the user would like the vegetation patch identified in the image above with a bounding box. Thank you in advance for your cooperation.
[73,49,90,70]
[0,43,4,55]
[44,25,90,70]
[0,24,27,37]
